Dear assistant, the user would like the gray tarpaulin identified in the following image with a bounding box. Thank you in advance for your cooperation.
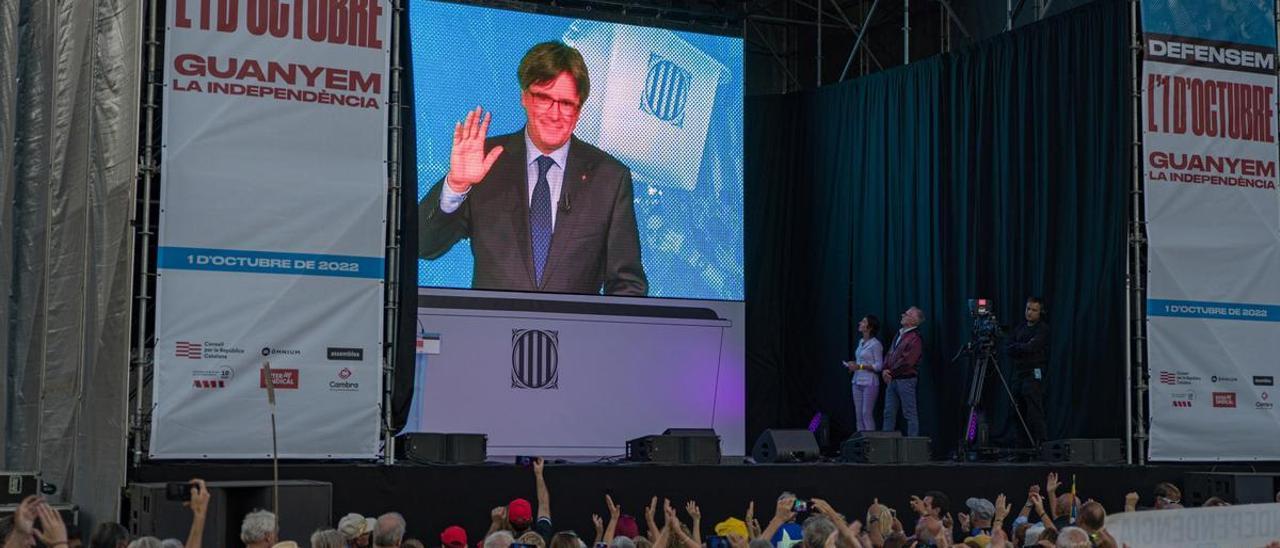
[2,0,141,528]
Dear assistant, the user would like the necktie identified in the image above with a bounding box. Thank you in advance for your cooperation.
[530,155,555,286]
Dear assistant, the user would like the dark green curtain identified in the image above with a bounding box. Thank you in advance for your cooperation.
[745,0,1128,454]
[745,59,942,442]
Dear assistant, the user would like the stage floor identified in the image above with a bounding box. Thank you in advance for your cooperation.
[134,460,1280,542]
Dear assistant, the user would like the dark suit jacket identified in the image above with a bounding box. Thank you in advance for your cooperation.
[418,131,648,296]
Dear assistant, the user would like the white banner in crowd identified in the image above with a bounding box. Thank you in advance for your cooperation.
[1141,0,1280,460]
[1106,503,1280,548]
[150,0,390,458]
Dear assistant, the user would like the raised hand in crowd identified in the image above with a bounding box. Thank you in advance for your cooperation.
[811,498,863,548]
[1046,472,1062,518]
[488,505,509,536]
[909,495,930,517]
[1028,492,1055,533]
[533,457,551,522]
[685,500,702,542]
[993,493,1011,536]
[604,494,621,543]
[1046,472,1061,494]
[1019,484,1040,522]
[1123,492,1139,512]
[592,514,605,545]
[184,478,211,548]
[761,492,797,542]
[645,496,660,541]
[4,495,67,548]
[665,498,701,548]
[745,501,762,540]
[33,501,68,548]
[4,494,39,547]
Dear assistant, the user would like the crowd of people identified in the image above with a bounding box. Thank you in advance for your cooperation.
[6,459,1278,548]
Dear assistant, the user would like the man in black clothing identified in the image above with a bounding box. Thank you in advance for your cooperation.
[1007,297,1050,446]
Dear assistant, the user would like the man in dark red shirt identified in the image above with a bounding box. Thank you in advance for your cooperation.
[882,306,925,436]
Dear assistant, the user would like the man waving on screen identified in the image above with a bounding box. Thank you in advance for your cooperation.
[417,42,648,296]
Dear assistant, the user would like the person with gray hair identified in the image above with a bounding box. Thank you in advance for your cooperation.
[310,528,347,548]
[240,509,278,548]
[159,540,184,548]
[484,531,515,548]
[1055,527,1090,548]
[608,537,635,548]
[882,306,926,437]
[800,515,836,548]
[126,538,162,548]
[373,513,407,548]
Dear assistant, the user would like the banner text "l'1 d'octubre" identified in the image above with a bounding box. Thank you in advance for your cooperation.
[173,0,384,50]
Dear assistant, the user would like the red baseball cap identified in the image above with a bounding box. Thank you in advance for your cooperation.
[508,498,533,526]
[441,526,468,548]
[615,515,639,539]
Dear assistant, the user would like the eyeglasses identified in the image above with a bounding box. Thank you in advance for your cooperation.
[528,91,581,115]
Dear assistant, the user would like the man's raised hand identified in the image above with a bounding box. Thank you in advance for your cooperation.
[1124,492,1139,512]
[685,501,701,522]
[33,502,68,547]
[1046,472,1060,493]
[185,479,210,517]
[11,495,38,537]
[607,494,622,520]
[448,106,505,192]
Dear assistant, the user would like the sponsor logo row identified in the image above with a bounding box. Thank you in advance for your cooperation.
[1168,390,1272,410]
[174,341,365,362]
[1159,371,1272,387]
[188,366,363,393]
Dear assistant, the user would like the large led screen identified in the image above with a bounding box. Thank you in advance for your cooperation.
[409,1,744,300]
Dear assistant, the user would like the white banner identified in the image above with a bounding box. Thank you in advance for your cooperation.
[1106,503,1280,548]
[1142,0,1280,460]
[149,0,390,458]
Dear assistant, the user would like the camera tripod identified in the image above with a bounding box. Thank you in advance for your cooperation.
[952,339,1037,458]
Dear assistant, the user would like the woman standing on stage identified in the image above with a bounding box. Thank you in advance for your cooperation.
[845,315,884,432]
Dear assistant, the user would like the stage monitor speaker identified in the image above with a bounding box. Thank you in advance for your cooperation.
[445,433,488,464]
[840,432,930,463]
[662,428,722,464]
[398,433,487,463]
[899,436,932,463]
[627,435,682,464]
[397,433,446,463]
[840,432,900,464]
[128,480,331,547]
[1185,472,1279,505]
[1040,439,1123,464]
[752,429,820,463]
[663,428,717,437]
